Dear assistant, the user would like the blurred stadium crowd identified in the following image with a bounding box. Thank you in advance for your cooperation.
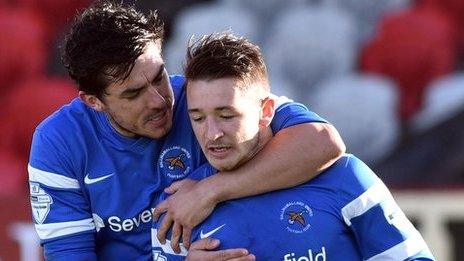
[1,0,464,260]
[2,0,463,196]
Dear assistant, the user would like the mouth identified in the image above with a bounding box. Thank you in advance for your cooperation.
[207,145,232,158]
[146,109,169,128]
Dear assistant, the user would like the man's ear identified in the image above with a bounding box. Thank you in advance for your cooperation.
[259,96,275,127]
[79,91,105,112]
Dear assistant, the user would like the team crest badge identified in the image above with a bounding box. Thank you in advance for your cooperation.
[30,182,53,224]
[280,201,313,233]
[159,146,192,179]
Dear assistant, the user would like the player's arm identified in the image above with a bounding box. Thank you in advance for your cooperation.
[339,155,435,260]
[202,99,343,198]
[154,98,345,248]
[29,130,97,261]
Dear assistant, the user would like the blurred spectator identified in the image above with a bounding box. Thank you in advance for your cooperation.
[361,5,457,123]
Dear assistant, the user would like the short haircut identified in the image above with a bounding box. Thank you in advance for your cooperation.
[61,0,164,98]
[185,32,270,92]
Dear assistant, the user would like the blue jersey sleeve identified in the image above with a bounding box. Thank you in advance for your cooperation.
[337,155,434,260]
[29,129,97,260]
[187,163,216,181]
[271,97,327,134]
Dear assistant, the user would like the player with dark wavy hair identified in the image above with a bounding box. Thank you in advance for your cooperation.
[153,32,434,260]
[28,1,345,260]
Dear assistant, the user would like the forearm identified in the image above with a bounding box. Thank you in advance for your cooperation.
[200,122,345,203]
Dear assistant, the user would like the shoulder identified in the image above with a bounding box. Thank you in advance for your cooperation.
[35,97,93,137]
[169,75,186,99]
[30,98,98,172]
[330,154,379,192]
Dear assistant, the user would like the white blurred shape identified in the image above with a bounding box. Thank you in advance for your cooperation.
[264,4,357,99]
[307,74,399,164]
[327,0,411,45]
[165,2,259,74]
[411,73,464,133]
[9,222,40,261]
[269,76,298,102]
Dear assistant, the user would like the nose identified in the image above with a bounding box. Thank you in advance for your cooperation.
[205,117,224,141]
[146,85,167,109]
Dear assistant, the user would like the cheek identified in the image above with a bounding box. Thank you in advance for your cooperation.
[238,116,260,139]
[160,84,174,102]
[192,124,206,145]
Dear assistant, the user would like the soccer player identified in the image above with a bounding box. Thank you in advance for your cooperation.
[27,2,345,260]
[152,32,435,260]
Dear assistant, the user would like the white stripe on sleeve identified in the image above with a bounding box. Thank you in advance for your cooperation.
[367,231,431,261]
[28,164,80,189]
[341,179,393,226]
[35,218,95,239]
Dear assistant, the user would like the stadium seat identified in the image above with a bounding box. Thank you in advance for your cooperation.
[263,4,357,100]
[306,74,400,164]
[420,0,464,53]
[219,0,307,25]
[15,0,91,39]
[360,5,457,121]
[327,0,411,45]
[411,73,464,133]
[269,77,298,102]
[2,77,77,163]
[165,2,259,74]
[0,7,47,99]
[0,149,27,196]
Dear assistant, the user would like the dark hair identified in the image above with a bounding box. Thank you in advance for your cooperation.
[61,0,164,98]
[185,32,269,91]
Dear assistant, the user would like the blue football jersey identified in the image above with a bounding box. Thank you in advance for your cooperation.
[152,155,434,261]
[28,75,327,260]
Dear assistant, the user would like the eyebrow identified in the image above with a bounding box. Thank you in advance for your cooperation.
[188,106,235,113]
[120,64,165,96]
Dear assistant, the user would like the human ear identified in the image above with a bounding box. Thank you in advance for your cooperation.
[79,91,105,111]
[259,97,275,127]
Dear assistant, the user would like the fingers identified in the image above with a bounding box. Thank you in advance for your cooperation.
[182,226,192,249]
[170,222,182,253]
[157,214,173,244]
[228,254,256,261]
[217,248,251,261]
[164,179,187,194]
[153,201,167,221]
[190,238,220,251]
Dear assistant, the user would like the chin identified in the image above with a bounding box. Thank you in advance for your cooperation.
[210,160,238,172]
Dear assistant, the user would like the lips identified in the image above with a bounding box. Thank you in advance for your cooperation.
[146,109,169,127]
[207,145,232,159]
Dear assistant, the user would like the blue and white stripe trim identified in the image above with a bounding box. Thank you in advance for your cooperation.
[28,164,80,189]
[341,178,393,226]
[35,218,95,240]
[367,231,430,260]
